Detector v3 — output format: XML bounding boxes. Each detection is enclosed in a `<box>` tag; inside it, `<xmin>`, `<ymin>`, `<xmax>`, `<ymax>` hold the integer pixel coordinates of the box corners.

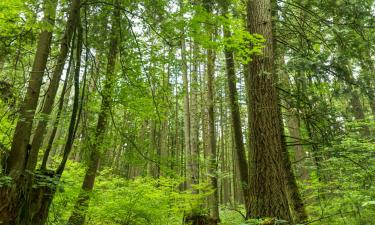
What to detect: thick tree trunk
<box><xmin>68</xmin><ymin>5</ymin><xmax>119</xmax><ymax>224</ymax></box>
<box><xmin>5</xmin><ymin>0</ymin><xmax>57</xmax><ymax>179</ymax></box>
<box><xmin>0</xmin><ymin>1</ymin><xmax>57</xmax><ymax>223</ymax></box>
<box><xmin>246</xmin><ymin>0</ymin><xmax>292</xmax><ymax>221</ymax></box>
<box><xmin>221</xmin><ymin>2</ymin><xmax>250</xmax><ymax>218</ymax></box>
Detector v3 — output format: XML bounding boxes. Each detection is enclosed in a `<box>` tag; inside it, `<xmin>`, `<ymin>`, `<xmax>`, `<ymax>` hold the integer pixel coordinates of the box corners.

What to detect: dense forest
<box><xmin>0</xmin><ymin>0</ymin><xmax>374</xmax><ymax>224</ymax></box>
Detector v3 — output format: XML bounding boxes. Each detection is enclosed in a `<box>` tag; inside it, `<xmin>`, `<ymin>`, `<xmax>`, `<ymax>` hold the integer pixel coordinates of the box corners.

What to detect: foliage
<box><xmin>50</xmin><ymin>161</ymin><xmax>214</xmax><ymax>225</ymax></box>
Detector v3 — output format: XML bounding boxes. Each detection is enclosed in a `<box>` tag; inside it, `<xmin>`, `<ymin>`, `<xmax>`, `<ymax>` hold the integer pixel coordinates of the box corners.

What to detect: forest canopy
<box><xmin>0</xmin><ymin>0</ymin><xmax>374</xmax><ymax>225</ymax></box>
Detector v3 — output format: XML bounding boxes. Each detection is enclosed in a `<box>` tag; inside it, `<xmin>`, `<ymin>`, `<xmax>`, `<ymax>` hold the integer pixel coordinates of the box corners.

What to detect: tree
<box><xmin>0</xmin><ymin>0</ymin><xmax>57</xmax><ymax>223</ymax></box>
<box><xmin>68</xmin><ymin>3</ymin><xmax>119</xmax><ymax>224</ymax></box>
<box><xmin>246</xmin><ymin>0</ymin><xmax>292</xmax><ymax>220</ymax></box>
<box><xmin>220</xmin><ymin>0</ymin><xmax>250</xmax><ymax>218</ymax></box>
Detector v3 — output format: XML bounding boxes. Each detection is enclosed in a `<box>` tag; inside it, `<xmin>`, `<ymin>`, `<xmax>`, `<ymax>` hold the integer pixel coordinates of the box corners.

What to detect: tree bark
<box><xmin>246</xmin><ymin>0</ymin><xmax>292</xmax><ymax>221</ymax></box>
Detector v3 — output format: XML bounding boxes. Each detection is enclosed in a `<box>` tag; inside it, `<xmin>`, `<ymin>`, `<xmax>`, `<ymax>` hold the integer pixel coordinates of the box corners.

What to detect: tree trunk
<box><xmin>0</xmin><ymin>0</ymin><xmax>57</xmax><ymax>223</ymax></box>
<box><xmin>286</xmin><ymin>116</ymin><xmax>309</xmax><ymax>179</ymax></box>
<box><xmin>68</xmin><ymin>4</ymin><xmax>119</xmax><ymax>224</ymax></box>
<box><xmin>221</xmin><ymin>1</ymin><xmax>250</xmax><ymax>218</ymax></box>
<box><xmin>336</xmin><ymin>42</ymin><xmax>370</xmax><ymax>136</ymax></box>
<box><xmin>204</xmin><ymin>2</ymin><xmax>219</xmax><ymax>222</ymax></box>
<box><xmin>349</xmin><ymin>88</ymin><xmax>370</xmax><ymax>136</ymax></box>
<box><xmin>5</xmin><ymin>0</ymin><xmax>57</xmax><ymax>179</ymax></box>
<box><xmin>41</xmin><ymin>31</ymin><xmax>76</xmax><ymax>170</ymax></box>
<box><xmin>246</xmin><ymin>0</ymin><xmax>292</xmax><ymax>221</ymax></box>
<box><xmin>12</xmin><ymin>8</ymin><xmax>83</xmax><ymax>225</ymax></box>
<box><xmin>0</xmin><ymin>54</ymin><xmax>5</xmax><ymax>74</ymax></box>
<box><xmin>190</xmin><ymin>43</ymin><xmax>200</xmax><ymax>190</ymax></box>
<box><xmin>277</xmin><ymin>57</ymin><xmax>308</xmax><ymax>222</ymax></box>
<box><xmin>27</xmin><ymin>0</ymin><xmax>81</xmax><ymax>172</ymax></box>
<box><xmin>279</xmin><ymin>109</ymin><xmax>308</xmax><ymax>223</ymax></box>
<box><xmin>181</xmin><ymin>34</ymin><xmax>192</xmax><ymax>188</ymax></box>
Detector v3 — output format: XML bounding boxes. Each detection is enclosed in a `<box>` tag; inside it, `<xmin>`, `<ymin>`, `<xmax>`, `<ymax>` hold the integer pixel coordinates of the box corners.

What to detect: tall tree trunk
<box><xmin>204</xmin><ymin>2</ymin><xmax>219</xmax><ymax>222</ymax></box>
<box><xmin>360</xmin><ymin>53</ymin><xmax>375</xmax><ymax>118</ymax></box>
<box><xmin>5</xmin><ymin>0</ymin><xmax>57</xmax><ymax>179</ymax></box>
<box><xmin>181</xmin><ymin>35</ymin><xmax>192</xmax><ymax>188</ymax></box>
<box><xmin>0</xmin><ymin>0</ymin><xmax>57</xmax><ymax>223</ymax></box>
<box><xmin>29</xmin><ymin>17</ymin><xmax>83</xmax><ymax>225</ymax></box>
<box><xmin>68</xmin><ymin>4</ymin><xmax>119</xmax><ymax>224</ymax></box>
<box><xmin>279</xmin><ymin>109</ymin><xmax>308</xmax><ymax>223</ymax></box>
<box><xmin>190</xmin><ymin>43</ymin><xmax>200</xmax><ymax>190</ymax></box>
<box><xmin>27</xmin><ymin>0</ymin><xmax>81</xmax><ymax>172</ymax></box>
<box><xmin>336</xmin><ymin>40</ymin><xmax>370</xmax><ymax>136</ymax></box>
<box><xmin>41</xmin><ymin>48</ymin><xmax>75</xmax><ymax>170</ymax></box>
<box><xmin>278</xmin><ymin>57</ymin><xmax>309</xmax><ymax>181</ymax></box>
<box><xmin>277</xmin><ymin>57</ymin><xmax>308</xmax><ymax>222</ymax></box>
<box><xmin>246</xmin><ymin>0</ymin><xmax>292</xmax><ymax>221</ymax></box>
<box><xmin>221</xmin><ymin>1</ymin><xmax>250</xmax><ymax>218</ymax></box>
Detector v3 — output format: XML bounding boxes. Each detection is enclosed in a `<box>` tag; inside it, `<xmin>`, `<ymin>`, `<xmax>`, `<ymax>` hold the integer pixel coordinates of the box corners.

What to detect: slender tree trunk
<box><xmin>278</xmin><ymin>56</ymin><xmax>309</xmax><ymax>180</ymax></box>
<box><xmin>27</xmin><ymin>0</ymin><xmax>81</xmax><ymax>172</ymax></box>
<box><xmin>204</xmin><ymin>2</ymin><xmax>219</xmax><ymax>221</ymax></box>
<box><xmin>68</xmin><ymin>4</ymin><xmax>119</xmax><ymax>224</ymax></box>
<box><xmin>21</xmin><ymin>11</ymin><xmax>83</xmax><ymax>225</ymax></box>
<box><xmin>286</xmin><ymin>116</ymin><xmax>309</xmax><ymax>179</ymax></box>
<box><xmin>219</xmin><ymin>92</ymin><xmax>225</xmax><ymax>205</ymax></box>
<box><xmin>349</xmin><ymin>88</ymin><xmax>370</xmax><ymax>135</ymax></box>
<box><xmin>221</xmin><ymin>1</ymin><xmax>250</xmax><ymax>218</ymax></box>
<box><xmin>277</xmin><ymin>57</ymin><xmax>308</xmax><ymax>222</ymax></box>
<box><xmin>181</xmin><ymin>35</ymin><xmax>192</xmax><ymax>188</ymax></box>
<box><xmin>278</xmin><ymin>109</ymin><xmax>308</xmax><ymax>223</ymax></box>
<box><xmin>360</xmin><ymin>54</ymin><xmax>375</xmax><ymax>118</ymax></box>
<box><xmin>246</xmin><ymin>0</ymin><xmax>292</xmax><ymax>220</ymax></box>
<box><xmin>0</xmin><ymin>54</ymin><xmax>5</xmax><ymax>74</ymax></box>
<box><xmin>190</xmin><ymin>43</ymin><xmax>200</xmax><ymax>190</ymax></box>
<box><xmin>41</xmin><ymin>32</ymin><xmax>76</xmax><ymax>170</ymax></box>
<box><xmin>336</xmin><ymin>42</ymin><xmax>370</xmax><ymax>136</ymax></box>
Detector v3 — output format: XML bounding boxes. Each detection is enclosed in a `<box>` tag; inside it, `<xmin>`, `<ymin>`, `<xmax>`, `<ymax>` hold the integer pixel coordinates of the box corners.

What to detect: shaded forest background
<box><xmin>0</xmin><ymin>0</ymin><xmax>374</xmax><ymax>224</ymax></box>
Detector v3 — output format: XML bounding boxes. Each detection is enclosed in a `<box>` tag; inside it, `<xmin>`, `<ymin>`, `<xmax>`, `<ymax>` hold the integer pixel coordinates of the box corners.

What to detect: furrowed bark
<box><xmin>246</xmin><ymin>0</ymin><xmax>292</xmax><ymax>220</ymax></box>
